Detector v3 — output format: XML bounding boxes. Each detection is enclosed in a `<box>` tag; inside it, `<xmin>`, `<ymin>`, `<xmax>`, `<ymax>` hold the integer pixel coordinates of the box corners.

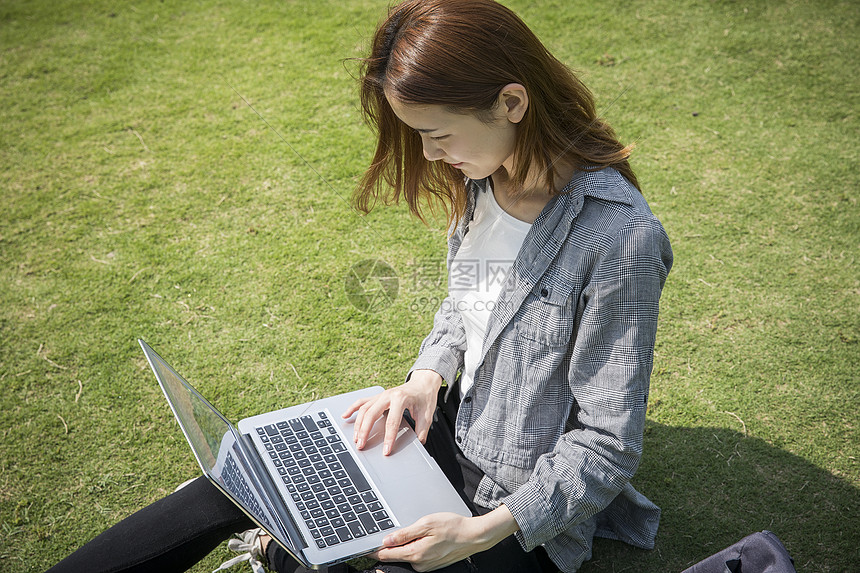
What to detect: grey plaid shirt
<box><xmin>411</xmin><ymin>168</ymin><xmax>673</xmax><ymax>572</ymax></box>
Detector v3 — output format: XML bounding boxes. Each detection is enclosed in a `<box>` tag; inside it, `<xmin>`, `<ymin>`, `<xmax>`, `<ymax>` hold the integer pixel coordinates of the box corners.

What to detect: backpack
<box><xmin>681</xmin><ymin>531</ymin><xmax>796</xmax><ymax>573</ymax></box>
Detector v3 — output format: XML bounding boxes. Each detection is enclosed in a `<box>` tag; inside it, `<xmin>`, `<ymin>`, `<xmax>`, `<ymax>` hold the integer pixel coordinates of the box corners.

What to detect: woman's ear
<box><xmin>498</xmin><ymin>83</ymin><xmax>529</xmax><ymax>124</ymax></box>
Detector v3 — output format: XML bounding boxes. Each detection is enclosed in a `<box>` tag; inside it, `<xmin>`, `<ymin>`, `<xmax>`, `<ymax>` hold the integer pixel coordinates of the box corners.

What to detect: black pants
<box><xmin>48</xmin><ymin>389</ymin><xmax>555</xmax><ymax>573</ymax></box>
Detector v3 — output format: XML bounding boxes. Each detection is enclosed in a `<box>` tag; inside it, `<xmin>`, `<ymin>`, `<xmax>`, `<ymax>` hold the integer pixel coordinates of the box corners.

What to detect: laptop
<box><xmin>138</xmin><ymin>339</ymin><xmax>471</xmax><ymax>569</ymax></box>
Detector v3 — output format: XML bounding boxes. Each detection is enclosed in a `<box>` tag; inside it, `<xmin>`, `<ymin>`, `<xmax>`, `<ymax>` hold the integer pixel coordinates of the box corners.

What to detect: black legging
<box><xmin>47</xmin><ymin>390</ymin><xmax>556</xmax><ymax>573</ymax></box>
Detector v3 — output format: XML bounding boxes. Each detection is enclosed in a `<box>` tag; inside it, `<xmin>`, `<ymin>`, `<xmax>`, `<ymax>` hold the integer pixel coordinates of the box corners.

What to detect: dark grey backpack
<box><xmin>682</xmin><ymin>531</ymin><xmax>796</xmax><ymax>573</ymax></box>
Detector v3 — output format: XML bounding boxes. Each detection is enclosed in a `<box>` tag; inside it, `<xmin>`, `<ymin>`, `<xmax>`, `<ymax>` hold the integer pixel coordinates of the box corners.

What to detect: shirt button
<box><xmin>463</xmin><ymin>396</ymin><xmax>472</xmax><ymax>404</ymax></box>
<box><xmin>540</xmin><ymin>287</ymin><xmax>549</xmax><ymax>297</ymax></box>
<box><xmin>456</xmin><ymin>436</ymin><xmax>463</xmax><ymax>444</ymax></box>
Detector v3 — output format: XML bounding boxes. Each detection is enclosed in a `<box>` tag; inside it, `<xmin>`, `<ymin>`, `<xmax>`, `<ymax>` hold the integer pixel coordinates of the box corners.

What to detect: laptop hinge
<box><xmin>238</xmin><ymin>432</ymin><xmax>308</xmax><ymax>552</ymax></box>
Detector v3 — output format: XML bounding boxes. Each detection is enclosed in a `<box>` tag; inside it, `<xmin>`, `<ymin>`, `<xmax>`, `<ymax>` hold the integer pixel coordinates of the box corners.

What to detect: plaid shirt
<box><xmin>411</xmin><ymin>168</ymin><xmax>673</xmax><ymax>572</ymax></box>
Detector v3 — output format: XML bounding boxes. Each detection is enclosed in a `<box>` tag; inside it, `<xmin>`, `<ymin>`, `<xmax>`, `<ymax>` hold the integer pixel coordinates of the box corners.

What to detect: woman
<box><xmin>47</xmin><ymin>1</ymin><xmax>671</xmax><ymax>572</ymax></box>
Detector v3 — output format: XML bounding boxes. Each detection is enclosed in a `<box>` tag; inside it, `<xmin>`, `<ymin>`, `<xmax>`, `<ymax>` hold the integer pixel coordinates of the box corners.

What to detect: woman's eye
<box><xmin>430</xmin><ymin>135</ymin><xmax>448</xmax><ymax>141</ymax></box>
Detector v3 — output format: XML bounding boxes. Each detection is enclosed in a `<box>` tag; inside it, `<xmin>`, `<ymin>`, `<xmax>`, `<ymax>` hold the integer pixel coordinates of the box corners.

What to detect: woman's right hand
<box><xmin>342</xmin><ymin>369</ymin><xmax>443</xmax><ymax>456</ymax></box>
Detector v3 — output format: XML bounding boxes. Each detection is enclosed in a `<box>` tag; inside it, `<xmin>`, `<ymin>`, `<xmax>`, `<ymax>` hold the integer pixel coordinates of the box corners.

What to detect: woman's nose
<box><xmin>422</xmin><ymin>138</ymin><xmax>445</xmax><ymax>162</ymax></box>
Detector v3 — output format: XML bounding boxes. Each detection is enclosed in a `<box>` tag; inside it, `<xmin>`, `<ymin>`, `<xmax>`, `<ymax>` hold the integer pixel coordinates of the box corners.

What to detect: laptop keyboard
<box><xmin>220</xmin><ymin>451</ymin><xmax>272</xmax><ymax>528</ymax></box>
<box><xmin>256</xmin><ymin>410</ymin><xmax>395</xmax><ymax>549</ymax></box>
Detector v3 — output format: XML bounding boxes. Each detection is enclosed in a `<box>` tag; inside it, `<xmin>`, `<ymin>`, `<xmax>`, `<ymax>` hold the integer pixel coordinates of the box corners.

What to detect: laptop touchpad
<box><xmin>355</xmin><ymin>418</ymin><xmax>435</xmax><ymax>480</ymax></box>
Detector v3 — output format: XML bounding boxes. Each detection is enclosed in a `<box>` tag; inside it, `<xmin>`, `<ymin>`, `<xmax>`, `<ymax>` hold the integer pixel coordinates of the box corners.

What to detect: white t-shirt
<box><xmin>449</xmin><ymin>183</ymin><xmax>532</xmax><ymax>399</ymax></box>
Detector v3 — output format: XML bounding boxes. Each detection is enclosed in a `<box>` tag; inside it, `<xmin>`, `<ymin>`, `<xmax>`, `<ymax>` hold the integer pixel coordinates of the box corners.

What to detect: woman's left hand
<box><xmin>370</xmin><ymin>506</ymin><xmax>519</xmax><ymax>572</ymax></box>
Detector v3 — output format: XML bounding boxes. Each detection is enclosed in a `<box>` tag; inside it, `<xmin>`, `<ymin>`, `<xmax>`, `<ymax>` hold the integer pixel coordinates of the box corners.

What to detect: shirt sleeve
<box><xmin>409</xmin><ymin>294</ymin><xmax>467</xmax><ymax>384</ymax></box>
<box><xmin>502</xmin><ymin>213</ymin><xmax>673</xmax><ymax>549</ymax></box>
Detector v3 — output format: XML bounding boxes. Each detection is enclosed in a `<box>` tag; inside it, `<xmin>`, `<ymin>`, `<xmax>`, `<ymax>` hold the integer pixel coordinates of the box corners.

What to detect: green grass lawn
<box><xmin>1</xmin><ymin>0</ymin><xmax>857</xmax><ymax>571</ymax></box>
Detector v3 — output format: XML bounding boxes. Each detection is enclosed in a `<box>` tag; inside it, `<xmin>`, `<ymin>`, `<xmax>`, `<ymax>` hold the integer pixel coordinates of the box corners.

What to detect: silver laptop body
<box><xmin>139</xmin><ymin>339</ymin><xmax>471</xmax><ymax>570</ymax></box>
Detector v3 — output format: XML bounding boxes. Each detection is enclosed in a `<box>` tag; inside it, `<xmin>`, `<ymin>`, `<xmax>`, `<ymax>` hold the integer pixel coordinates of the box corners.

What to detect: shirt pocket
<box><xmin>514</xmin><ymin>279</ymin><xmax>577</xmax><ymax>347</ymax></box>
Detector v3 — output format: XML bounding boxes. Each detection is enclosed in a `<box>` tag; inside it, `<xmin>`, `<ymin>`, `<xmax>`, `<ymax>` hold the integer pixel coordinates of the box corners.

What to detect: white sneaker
<box><xmin>213</xmin><ymin>528</ymin><xmax>268</xmax><ymax>573</ymax></box>
<box><xmin>174</xmin><ymin>477</ymin><xmax>198</xmax><ymax>492</ymax></box>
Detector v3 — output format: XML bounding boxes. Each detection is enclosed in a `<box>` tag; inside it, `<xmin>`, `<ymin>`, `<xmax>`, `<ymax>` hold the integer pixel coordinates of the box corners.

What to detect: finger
<box><xmin>412</xmin><ymin>407</ymin><xmax>434</xmax><ymax>444</ymax></box>
<box><xmin>374</xmin><ymin>545</ymin><xmax>419</xmax><ymax>565</ymax></box>
<box><xmin>353</xmin><ymin>404</ymin><xmax>376</xmax><ymax>449</ymax></box>
<box><xmin>352</xmin><ymin>399</ymin><xmax>372</xmax><ymax>436</ymax></box>
<box><xmin>354</xmin><ymin>397</ymin><xmax>391</xmax><ymax>449</ymax></box>
<box><xmin>382</xmin><ymin>519</ymin><xmax>430</xmax><ymax>547</ymax></box>
<box><xmin>375</xmin><ymin>533</ymin><xmax>436</xmax><ymax>568</ymax></box>
<box><xmin>376</xmin><ymin>531</ymin><xmax>427</xmax><ymax>557</ymax></box>
<box><xmin>409</xmin><ymin>389</ymin><xmax>437</xmax><ymax>444</ymax></box>
<box><xmin>382</xmin><ymin>405</ymin><xmax>404</xmax><ymax>456</ymax></box>
<box><xmin>372</xmin><ymin>545</ymin><xmax>406</xmax><ymax>563</ymax></box>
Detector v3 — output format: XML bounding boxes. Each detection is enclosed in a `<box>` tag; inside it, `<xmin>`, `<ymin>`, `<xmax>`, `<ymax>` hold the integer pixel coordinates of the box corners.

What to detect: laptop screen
<box><xmin>143</xmin><ymin>344</ymin><xmax>227</xmax><ymax>472</ymax></box>
<box><xmin>139</xmin><ymin>340</ymin><xmax>283</xmax><ymax>537</ymax></box>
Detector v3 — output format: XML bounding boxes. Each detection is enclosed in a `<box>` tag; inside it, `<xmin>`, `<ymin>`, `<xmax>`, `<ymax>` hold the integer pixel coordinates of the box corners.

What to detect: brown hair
<box><xmin>355</xmin><ymin>0</ymin><xmax>638</xmax><ymax>226</ymax></box>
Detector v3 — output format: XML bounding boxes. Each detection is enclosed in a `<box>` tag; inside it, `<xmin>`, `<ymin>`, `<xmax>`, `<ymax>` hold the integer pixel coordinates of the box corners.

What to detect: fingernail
<box><xmin>357</xmin><ymin>439</ymin><xmax>364</xmax><ymax>449</ymax></box>
<box><xmin>383</xmin><ymin>444</ymin><xmax>390</xmax><ymax>456</ymax></box>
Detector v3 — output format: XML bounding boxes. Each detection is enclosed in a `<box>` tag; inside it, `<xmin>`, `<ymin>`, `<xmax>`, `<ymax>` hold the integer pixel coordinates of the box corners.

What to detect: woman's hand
<box><xmin>370</xmin><ymin>506</ymin><xmax>520</xmax><ymax>572</ymax></box>
<box><xmin>342</xmin><ymin>369</ymin><xmax>443</xmax><ymax>455</ymax></box>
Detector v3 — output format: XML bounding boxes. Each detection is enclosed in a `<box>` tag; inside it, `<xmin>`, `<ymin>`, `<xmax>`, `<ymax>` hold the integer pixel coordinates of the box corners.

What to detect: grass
<box><xmin>0</xmin><ymin>0</ymin><xmax>857</xmax><ymax>571</ymax></box>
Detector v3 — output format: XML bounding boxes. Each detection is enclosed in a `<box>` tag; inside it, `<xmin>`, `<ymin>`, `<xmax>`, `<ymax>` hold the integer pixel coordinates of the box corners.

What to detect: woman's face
<box><xmin>386</xmin><ymin>91</ymin><xmax>523</xmax><ymax>181</ymax></box>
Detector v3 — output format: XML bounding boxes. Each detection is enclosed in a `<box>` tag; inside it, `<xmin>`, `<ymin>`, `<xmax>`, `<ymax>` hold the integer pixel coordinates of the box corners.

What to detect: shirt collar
<box><xmin>467</xmin><ymin>167</ymin><xmax>635</xmax><ymax>225</ymax></box>
<box><xmin>555</xmin><ymin>167</ymin><xmax>637</xmax><ymax>217</ymax></box>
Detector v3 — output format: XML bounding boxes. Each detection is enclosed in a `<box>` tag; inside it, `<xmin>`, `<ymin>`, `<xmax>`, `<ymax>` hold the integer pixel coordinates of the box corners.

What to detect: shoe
<box><xmin>213</xmin><ymin>527</ymin><xmax>268</xmax><ymax>573</ymax></box>
<box><xmin>174</xmin><ymin>477</ymin><xmax>198</xmax><ymax>492</ymax></box>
